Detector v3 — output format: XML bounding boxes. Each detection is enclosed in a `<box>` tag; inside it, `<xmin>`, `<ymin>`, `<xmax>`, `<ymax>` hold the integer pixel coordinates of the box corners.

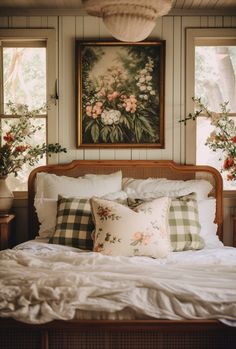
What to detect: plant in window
<box><xmin>0</xmin><ymin>102</ymin><xmax>67</xmax><ymax>177</ymax></box>
<box><xmin>181</xmin><ymin>97</ymin><xmax>236</xmax><ymax>181</ymax></box>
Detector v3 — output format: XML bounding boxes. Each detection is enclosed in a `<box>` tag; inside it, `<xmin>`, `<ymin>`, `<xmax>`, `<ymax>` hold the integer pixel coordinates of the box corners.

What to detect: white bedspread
<box><xmin>0</xmin><ymin>242</ymin><xmax>236</xmax><ymax>325</ymax></box>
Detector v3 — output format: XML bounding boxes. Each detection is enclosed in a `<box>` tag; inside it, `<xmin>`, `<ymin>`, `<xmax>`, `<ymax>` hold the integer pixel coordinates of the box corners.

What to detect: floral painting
<box><xmin>76</xmin><ymin>41</ymin><xmax>165</xmax><ymax>148</ymax></box>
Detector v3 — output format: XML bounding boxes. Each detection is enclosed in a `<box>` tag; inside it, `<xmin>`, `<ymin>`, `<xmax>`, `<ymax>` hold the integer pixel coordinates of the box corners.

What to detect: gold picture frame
<box><xmin>76</xmin><ymin>41</ymin><xmax>165</xmax><ymax>148</ymax></box>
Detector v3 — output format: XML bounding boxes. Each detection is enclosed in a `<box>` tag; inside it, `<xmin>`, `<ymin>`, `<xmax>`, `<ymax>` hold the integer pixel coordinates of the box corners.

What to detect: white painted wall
<box><xmin>0</xmin><ymin>14</ymin><xmax>236</xmax><ymax>245</ymax></box>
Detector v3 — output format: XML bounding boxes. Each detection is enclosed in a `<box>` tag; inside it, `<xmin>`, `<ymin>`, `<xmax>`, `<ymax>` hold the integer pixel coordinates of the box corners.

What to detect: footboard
<box><xmin>0</xmin><ymin>319</ymin><xmax>236</xmax><ymax>349</ymax></box>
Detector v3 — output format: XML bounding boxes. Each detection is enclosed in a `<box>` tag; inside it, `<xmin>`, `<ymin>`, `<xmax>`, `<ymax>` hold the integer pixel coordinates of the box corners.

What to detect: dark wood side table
<box><xmin>233</xmin><ymin>216</ymin><xmax>236</xmax><ymax>248</ymax></box>
<box><xmin>0</xmin><ymin>214</ymin><xmax>15</xmax><ymax>250</ymax></box>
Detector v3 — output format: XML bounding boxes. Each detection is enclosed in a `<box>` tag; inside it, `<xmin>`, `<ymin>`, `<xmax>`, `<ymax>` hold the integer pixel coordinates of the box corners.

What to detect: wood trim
<box><xmin>28</xmin><ymin>160</ymin><xmax>223</xmax><ymax>241</ymax></box>
<box><xmin>0</xmin><ymin>317</ymin><xmax>233</xmax><ymax>331</ymax></box>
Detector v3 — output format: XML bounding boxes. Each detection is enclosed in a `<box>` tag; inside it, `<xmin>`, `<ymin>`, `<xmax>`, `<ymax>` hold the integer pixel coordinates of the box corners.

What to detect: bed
<box><xmin>0</xmin><ymin>159</ymin><xmax>236</xmax><ymax>349</ymax></box>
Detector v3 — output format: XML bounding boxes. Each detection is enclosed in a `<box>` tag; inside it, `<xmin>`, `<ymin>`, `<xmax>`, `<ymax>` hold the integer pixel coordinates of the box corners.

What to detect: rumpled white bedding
<box><xmin>0</xmin><ymin>241</ymin><xmax>236</xmax><ymax>325</ymax></box>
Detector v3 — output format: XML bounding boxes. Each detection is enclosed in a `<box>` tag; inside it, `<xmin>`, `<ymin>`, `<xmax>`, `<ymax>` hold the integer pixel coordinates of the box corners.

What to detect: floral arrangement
<box><xmin>0</xmin><ymin>102</ymin><xmax>66</xmax><ymax>177</ymax></box>
<box><xmin>181</xmin><ymin>97</ymin><xmax>236</xmax><ymax>181</ymax></box>
<box><xmin>82</xmin><ymin>46</ymin><xmax>161</xmax><ymax>144</ymax></box>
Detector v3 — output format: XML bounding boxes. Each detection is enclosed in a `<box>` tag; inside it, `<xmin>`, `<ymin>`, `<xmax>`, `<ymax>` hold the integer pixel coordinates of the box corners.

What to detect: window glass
<box><xmin>3</xmin><ymin>47</ymin><xmax>46</xmax><ymax>112</ymax></box>
<box><xmin>1</xmin><ymin>43</ymin><xmax>47</xmax><ymax>191</ymax></box>
<box><xmin>195</xmin><ymin>44</ymin><xmax>236</xmax><ymax>190</ymax></box>
<box><xmin>195</xmin><ymin>46</ymin><xmax>236</xmax><ymax>112</ymax></box>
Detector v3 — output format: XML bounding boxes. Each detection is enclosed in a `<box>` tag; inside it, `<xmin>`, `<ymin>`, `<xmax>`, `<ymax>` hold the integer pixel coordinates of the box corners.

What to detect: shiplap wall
<box><xmin>0</xmin><ymin>14</ymin><xmax>236</xmax><ymax>245</ymax></box>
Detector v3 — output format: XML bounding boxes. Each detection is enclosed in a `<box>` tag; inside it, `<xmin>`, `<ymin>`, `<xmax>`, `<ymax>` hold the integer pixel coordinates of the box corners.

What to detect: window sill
<box><xmin>223</xmin><ymin>191</ymin><xmax>236</xmax><ymax>198</ymax></box>
<box><xmin>13</xmin><ymin>191</ymin><xmax>28</xmax><ymax>200</ymax></box>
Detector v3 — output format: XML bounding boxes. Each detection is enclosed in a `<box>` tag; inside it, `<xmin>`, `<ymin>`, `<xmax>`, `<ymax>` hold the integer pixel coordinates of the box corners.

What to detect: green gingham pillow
<box><xmin>169</xmin><ymin>195</ymin><xmax>204</xmax><ymax>251</ymax></box>
<box><xmin>49</xmin><ymin>196</ymin><xmax>94</xmax><ymax>250</ymax></box>
<box><xmin>127</xmin><ymin>194</ymin><xmax>204</xmax><ymax>252</ymax></box>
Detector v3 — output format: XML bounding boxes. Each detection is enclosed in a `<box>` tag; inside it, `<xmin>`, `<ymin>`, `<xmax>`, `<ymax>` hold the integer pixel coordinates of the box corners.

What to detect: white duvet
<box><xmin>0</xmin><ymin>241</ymin><xmax>236</xmax><ymax>325</ymax></box>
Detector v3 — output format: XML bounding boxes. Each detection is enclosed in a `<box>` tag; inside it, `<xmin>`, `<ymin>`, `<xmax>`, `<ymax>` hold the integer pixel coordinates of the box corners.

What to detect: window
<box><xmin>0</xmin><ymin>29</ymin><xmax>57</xmax><ymax>191</ymax></box>
<box><xmin>186</xmin><ymin>29</ymin><xmax>236</xmax><ymax>190</ymax></box>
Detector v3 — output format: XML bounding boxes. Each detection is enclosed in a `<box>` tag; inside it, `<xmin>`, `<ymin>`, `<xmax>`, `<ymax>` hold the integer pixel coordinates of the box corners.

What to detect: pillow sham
<box><xmin>123</xmin><ymin>178</ymin><xmax>213</xmax><ymax>201</ymax></box>
<box><xmin>91</xmin><ymin>196</ymin><xmax>171</xmax><ymax>258</ymax></box>
<box><xmin>34</xmin><ymin>191</ymin><xmax>128</xmax><ymax>241</ymax></box>
<box><xmin>49</xmin><ymin>196</ymin><xmax>94</xmax><ymax>250</ymax></box>
<box><xmin>128</xmin><ymin>194</ymin><xmax>204</xmax><ymax>252</ymax></box>
<box><xmin>198</xmin><ymin>198</ymin><xmax>223</xmax><ymax>249</ymax></box>
<box><xmin>35</xmin><ymin>171</ymin><xmax>122</xmax><ymax>199</ymax></box>
<box><xmin>169</xmin><ymin>195</ymin><xmax>204</xmax><ymax>251</ymax></box>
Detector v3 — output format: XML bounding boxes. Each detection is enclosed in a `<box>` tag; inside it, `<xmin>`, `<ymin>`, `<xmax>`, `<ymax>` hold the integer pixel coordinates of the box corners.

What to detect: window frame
<box><xmin>185</xmin><ymin>28</ymin><xmax>236</xmax><ymax>193</ymax></box>
<box><xmin>0</xmin><ymin>29</ymin><xmax>58</xmax><ymax>195</ymax></box>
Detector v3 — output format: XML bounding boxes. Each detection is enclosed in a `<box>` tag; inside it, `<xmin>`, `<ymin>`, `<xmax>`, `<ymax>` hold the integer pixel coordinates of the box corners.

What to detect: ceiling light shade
<box><xmin>82</xmin><ymin>0</ymin><xmax>172</xmax><ymax>42</ymax></box>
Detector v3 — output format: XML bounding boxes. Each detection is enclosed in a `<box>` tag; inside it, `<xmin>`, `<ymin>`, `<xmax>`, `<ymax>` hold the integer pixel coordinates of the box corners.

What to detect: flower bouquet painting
<box><xmin>76</xmin><ymin>41</ymin><xmax>165</xmax><ymax>148</ymax></box>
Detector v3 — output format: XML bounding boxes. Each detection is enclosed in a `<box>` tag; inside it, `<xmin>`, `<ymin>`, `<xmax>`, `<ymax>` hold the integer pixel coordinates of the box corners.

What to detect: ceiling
<box><xmin>0</xmin><ymin>0</ymin><xmax>236</xmax><ymax>16</ymax></box>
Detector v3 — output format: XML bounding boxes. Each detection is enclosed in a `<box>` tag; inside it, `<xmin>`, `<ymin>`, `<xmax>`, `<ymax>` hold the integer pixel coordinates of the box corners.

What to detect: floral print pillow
<box><xmin>90</xmin><ymin>196</ymin><xmax>171</xmax><ymax>258</ymax></box>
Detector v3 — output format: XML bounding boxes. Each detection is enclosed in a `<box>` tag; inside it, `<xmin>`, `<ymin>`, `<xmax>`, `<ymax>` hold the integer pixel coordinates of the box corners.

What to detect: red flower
<box><xmin>224</xmin><ymin>157</ymin><xmax>234</xmax><ymax>169</ymax></box>
<box><xmin>231</xmin><ymin>136</ymin><xmax>236</xmax><ymax>143</ymax></box>
<box><xmin>227</xmin><ymin>173</ymin><xmax>234</xmax><ymax>181</ymax></box>
<box><xmin>3</xmin><ymin>132</ymin><xmax>14</xmax><ymax>143</ymax></box>
<box><xmin>15</xmin><ymin>145</ymin><xmax>27</xmax><ymax>152</ymax></box>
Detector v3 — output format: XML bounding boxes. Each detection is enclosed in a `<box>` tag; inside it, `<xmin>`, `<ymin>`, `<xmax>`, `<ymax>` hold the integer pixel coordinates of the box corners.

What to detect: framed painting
<box><xmin>76</xmin><ymin>41</ymin><xmax>165</xmax><ymax>148</ymax></box>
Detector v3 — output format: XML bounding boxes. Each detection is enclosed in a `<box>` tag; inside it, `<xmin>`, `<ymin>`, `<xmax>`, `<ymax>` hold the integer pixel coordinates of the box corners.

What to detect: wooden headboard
<box><xmin>28</xmin><ymin>160</ymin><xmax>223</xmax><ymax>241</ymax></box>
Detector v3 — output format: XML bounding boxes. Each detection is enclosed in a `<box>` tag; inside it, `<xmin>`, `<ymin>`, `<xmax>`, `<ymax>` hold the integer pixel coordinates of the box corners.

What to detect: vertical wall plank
<box><xmin>0</xmin><ymin>17</ymin><xmax>9</xmax><ymax>27</ymax></box>
<box><xmin>223</xmin><ymin>16</ymin><xmax>232</xmax><ymax>27</ymax></box>
<box><xmin>99</xmin><ymin>18</ymin><xmax>112</xmax><ymax>39</ymax></box>
<box><xmin>29</xmin><ymin>17</ymin><xmax>42</xmax><ymax>28</ymax></box>
<box><xmin>99</xmin><ymin>149</ymin><xmax>115</xmax><ymax>159</ymax></box>
<box><xmin>146</xmin><ymin>18</ymin><xmax>163</xmax><ymax>160</ymax></box>
<box><xmin>208</xmin><ymin>17</ymin><xmax>216</xmax><ymax>27</ymax></box>
<box><xmin>181</xmin><ymin>16</ymin><xmax>201</xmax><ymax>164</ymax></box>
<box><xmin>82</xmin><ymin>15</ymin><xmax>101</xmax><ymax>160</ymax></box>
<box><xmin>200</xmin><ymin>16</ymin><xmax>208</xmax><ymax>27</ymax></box>
<box><xmin>115</xmin><ymin>149</ymin><xmax>132</xmax><ymax>160</ymax></box>
<box><xmin>160</xmin><ymin>16</ymin><xmax>174</xmax><ymax>161</ymax></box>
<box><xmin>173</xmin><ymin>16</ymin><xmax>182</xmax><ymax>163</ymax></box>
<box><xmin>58</xmin><ymin>16</ymin><xmax>77</xmax><ymax>163</ymax></box>
<box><xmin>47</xmin><ymin>16</ymin><xmax>60</xmax><ymax>165</ymax></box>
<box><xmin>215</xmin><ymin>16</ymin><xmax>223</xmax><ymax>27</ymax></box>
<box><xmin>10</xmin><ymin>17</ymin><xmax>27</xmax><ymax>27</ymax></box>
<box><xmin>131</xmin><ymin>149</ymin><xmax>147</xmax><ymax>160</ymax></box>
<box><xmin>75</xmin><ymin>15</ymin><xmax>85</xmax><ymax>160</ymax></box>
<box><xmin>41</xmin><ymin>16</ymin><xmax>48</xmax><ymax>27</ymax></box>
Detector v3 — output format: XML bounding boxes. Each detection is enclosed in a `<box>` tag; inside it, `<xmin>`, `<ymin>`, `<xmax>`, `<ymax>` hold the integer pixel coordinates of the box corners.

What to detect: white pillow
<box><xmin>91</xmin><ymin>196</ymin><xmax>172</xmax><ymax>258</ymax></box>
<box><xmin>34</xmin><ymin>190</ymin><xmax>128</xmax><ymax>241</ymax></box>
<box><xmin>122</xmin><ymin>178</ymin><xmax>213</xmax><ymax>201</ymax></box>
<box><xmin>198</xmin><ymin>198</ymin><xmax>223</xmax><ymax>249</ymax></box>
<box><xmin>35</xmin><ymin>171</ymin><xmax>122</xmax><ymax>199</ymax></box>
<box><xmin>34</xmin><ymin>198</ymin><xmax>57</xmax><ymax>240</ymax></box>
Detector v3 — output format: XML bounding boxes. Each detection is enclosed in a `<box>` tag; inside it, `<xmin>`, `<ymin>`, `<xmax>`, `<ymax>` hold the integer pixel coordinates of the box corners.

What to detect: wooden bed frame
<box><xmin>1</xmin><ymin>160</ymin><xmax>236</xmax><ymax>349</ymax></box>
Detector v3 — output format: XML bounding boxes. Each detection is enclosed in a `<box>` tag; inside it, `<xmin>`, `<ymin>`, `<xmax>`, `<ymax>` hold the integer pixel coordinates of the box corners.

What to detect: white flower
<box><xmin>101</xmin><ymin>109</ymin><xmax>121</xmax><ymax>125</ymax></box>
<box><xmin>139</xmin><ymin>85</ymin><xmax>146</xmax><ymax>91</ymax></box>
<box><xmin>139</xmin><ymin>77</ymin><xmax>146</xmax><ymax>83</ymax></box>
<box><xmin>146</xmin><ymin>76</ymin><xmax>152</xmax><ymax>81</ymax></box>
<box><xmin>147</xmin><ymin>86</ymin><xmax>152</xmax><ymax>91</ymax></box>
<box><xmin>150</xmin><ymin>90</ymin><xmax>156</xmax><ymax>95</ymax></box>
<box><xmin>143</xmin><ymin>95</ymin><xmax>148</xmax><ymax>100</ymax></box>
<box><xmin>141</xmin><ymin>69</ymin><xmax>147</xmax><ymax>74</ymax></box>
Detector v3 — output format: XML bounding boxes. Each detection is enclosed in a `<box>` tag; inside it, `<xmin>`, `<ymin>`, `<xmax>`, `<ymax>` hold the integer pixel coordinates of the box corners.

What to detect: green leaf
<box><xmin>134</xmin><ymin>119</ymin><xmax>143</xmax><ymax>142</ymax></box>
<box><xmin>91</xmin><ymin>123</ymin><xmax>99</xmax><ymax>143</ymax></box>
<box><xmin>120</xmin><ymin>115</ymin><xmax>131</xmax><ymax>129</ymax></box>
<box><xmin>84</xmin><ymin>119</ymin><xmax>95</xmax><ymax>133</ymax></box>
<box><xmin>138</xmin><ymin>115</ymin><xmax>156</xmax><ymax>137</ymax></box>
<box><xmin>100</xmin><ymin>126</ymin><xmax>110</xmax><ymax>142</ymax></box>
